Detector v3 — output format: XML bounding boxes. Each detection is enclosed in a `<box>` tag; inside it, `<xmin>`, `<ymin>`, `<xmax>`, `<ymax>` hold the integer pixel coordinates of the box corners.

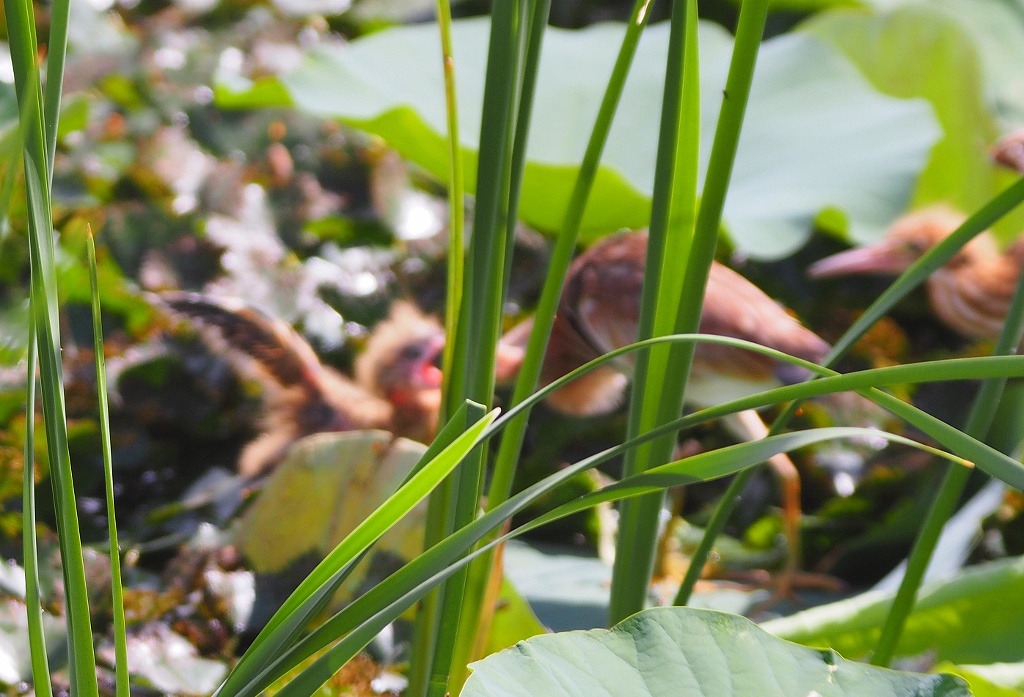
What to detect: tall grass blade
<box><xmin>487</xmin><ymin>0</ymin><xmax>655</xmax><ymax>513</ymax></box>
<box><xmin>611</xmin><ymin>0</ymin><xmax>702</xmax><ymax>623</ymax></box>
<box><xmin>612</xmin><ymin>0</ymin><xmax>768</xmax><ymax>623</ymax></box>
<box><xmin>24</xmin><ymin>156</ymin><xmax>99</xmax><ymax>696</ymax></box>
<box><xmin>43</xmin><ymin>0</ymin><xmax>70</xmax><ymax>173</ymax></box>
<box><xmin>438</xmin><ymin>0</ymin><xmax>465</xmax><ymax>424</ymax></box>
<box><xmin>423</xmin><ymin>0</ymin><xmax>535</xmax><ymax>692</ymax></box>
<box><xmin>22</xmin><ymin>326</ymin><xmax>52</xmax><ymax>696</ymax></box>
<box><xmin>5</xmin><ymin>0</ymin><xmax>97</xmax><ymax>684</ymax></box>
<box><xmin>449</xmin><ymin>0</ymin><xmax>553</xmax><ymax>683</ymax></box>
<box><xmin>88</xmin><ymin>234</ymin><xmax>130</xmax><ymax>696</ymax></box>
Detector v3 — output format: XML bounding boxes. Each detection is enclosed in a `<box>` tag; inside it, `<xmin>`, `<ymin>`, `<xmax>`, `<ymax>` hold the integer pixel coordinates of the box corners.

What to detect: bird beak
<box><xmin>416</xmin><ymin>334</ymin><xmax>446</xmax><ymax>389</ymax></box>
<box><xmin>808</xmin><ymin>242</ymin><xmax>912</xmax><ymax>278</ymax></box>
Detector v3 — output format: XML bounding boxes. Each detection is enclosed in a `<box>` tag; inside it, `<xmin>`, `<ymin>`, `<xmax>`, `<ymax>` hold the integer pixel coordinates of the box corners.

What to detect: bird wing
<box><xmin>563</xmin><ymin>231</ymin><xmax>645</xmax><ymax>358</ymax></box>
<box><xmin>161</xmin><ymin>292</ymin><xmax>328</xmax><ymax>391</ymax></box>
<box><xmin>564</xmin><ymin>232</ymin><xmax>826</xmax><ymax>382</ymax></box>
<box><xmin>698</xmin><ymin>263</ymin><xmax>828</xmax><ymax>383</ymax></box>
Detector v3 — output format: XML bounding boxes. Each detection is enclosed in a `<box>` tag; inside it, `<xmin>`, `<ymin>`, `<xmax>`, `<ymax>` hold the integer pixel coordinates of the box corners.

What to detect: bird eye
<box><xmin>398</xmin><ymin>344</ymin><xmax>423</xmax><ymax>361</ymax></box>
<box><xmin>902</xmin><ymin>239</ymin><xmax>927</xmax><ymax>256</ymax></box>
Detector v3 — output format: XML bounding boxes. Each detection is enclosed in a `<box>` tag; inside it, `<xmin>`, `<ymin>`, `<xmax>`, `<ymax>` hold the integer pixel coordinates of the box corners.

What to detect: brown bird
<box><xmin>992</xmin><ymin>128</ymin><xmax>1024</xmax><ymax>174</ymax></box>
<box><xmin>163</xmin><ymin>293</ymin><xmax>445</xmax><ymax>477</ymax></box>
<box><xmin>514</xmin><ymin>230</ymin><xmax>831</xmax><ymax>590</ymax></box>
<box><xmin>808</xmin><ymin>206</ymin><xmax>1024</xmax><ymax>341</ymax></box>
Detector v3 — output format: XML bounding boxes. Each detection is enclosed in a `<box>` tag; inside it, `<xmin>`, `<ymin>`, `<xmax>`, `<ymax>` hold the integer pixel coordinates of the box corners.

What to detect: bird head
<box><xmin>808</xmin><ymin>206</ymin><xmax>982</xmax><ymax>279</ymax></box>
<box><xmin>356</xmin><ymin>302</ymin><xmax>445</xmax><ymax>407</ymax></box>
<box><xmin>992</xmin><ymin>128</ymin><xmax>1024</xmax><ymax>174</ymax></box>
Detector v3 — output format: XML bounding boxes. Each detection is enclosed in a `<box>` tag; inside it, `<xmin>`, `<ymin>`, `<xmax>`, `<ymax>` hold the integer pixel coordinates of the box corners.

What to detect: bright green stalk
<box><xmin>463</xmin><ymin>0</ymin><xmax>655</xmax><ymax>663</ymax></box>
<box><xmin>499</xmin><ymin>0</ymin><xmax>551</xmax><ymax>293</ymax></box>
<box><xmin>871</xmin><ymin>230</ymin><xmax>1024</xmax><ymax>665</ymax></box>
<box><xmin>43</xmin><ymin>0</ymin><xmax>70</xmax><ymax>174</ymax></box>
<box><xmin>88</xmin><ymin>235</ymin><xmax>130</xmax><ymax>696</ymax></box>
<box><xmin>22</xmin><ymin>326</ymin><xmax>52</xmax><ymax>696</ymax></box>
<box><xmin>448</xmin><ymin>0</ymin><xmax>551</xmax><ymax>685</ymax></box>
<box><xmin>410</xmin><ymin>3</ymin><xmax>467</xmax><ymax>692</ymax></box>
<box><xmin>7</xmin><ymin>0</ymin><xmax>99</xmax><ymax>681</ymax></box>
<box><xmin>609</xmin><ymin>0</ymin><xmax>698</xmax><ymax>625</ymax></box>
<box><xmin>438</xmin><ymin>0</ymin><xmax>465</xmax><ymax>423</ymax></box>
<box><xmin>487</xmin><ymin>0</ymin><xmax>655</xmax><ymax>529</ymax></box>
<box><xmin>457</xmin><ymin>1</ymin><xmax>525</xmax><ymax>409</ymax></box>
<box><xmin>675</xmin><ymin>175</ymin><xmax>1024</xmax><ymax>605</ymax></box>
<box><xmin>611</xmin><ymin>0</ymin><xmax>769</xmax><ymax>623</ymax></box>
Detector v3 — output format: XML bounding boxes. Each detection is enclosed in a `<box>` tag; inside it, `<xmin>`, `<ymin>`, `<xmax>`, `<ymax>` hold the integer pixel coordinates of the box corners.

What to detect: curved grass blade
<box><xmin>228</xmin><ymin>338</ymin><xmax>1024</xmax><ymax>696</ymax></box>
<box><xmin>678</xmin><ymin>174</ymin><xmax>1024</xmax><ymax>605</ymax></box>
<box><xmin>489</xmin><ymin>333</ymin><xmax>1024</xmax><ymax>489</ymax></box>
<box><xmin>613</xmin><ymin>0</ymin><xmax>770</xmax><ymax>623</ymax></box>
<box><xmin>259</xmin><ymin>426</ymin><xmax>967</xmax><ymax>697</ymax></box>
<box><xmin>88</xmin><ymin>234</ymin><xmax>129</xmax><ymax>697</ymax></box>
<box><xmin>218</xmin><ymin>405</ymin><xmax>498</xmax><ymax>695</ymax></box>
<box><xmin>872</xmin><ymin>195</ymin><xmax>1024</xmax><ymax>666</ymax></box>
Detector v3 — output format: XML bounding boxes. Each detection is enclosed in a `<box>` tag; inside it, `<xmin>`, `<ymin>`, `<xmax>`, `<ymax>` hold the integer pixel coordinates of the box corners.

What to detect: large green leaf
<box><xmin>764</xmin><ymin>555</ymin><xmax>1024</xmax><ymax>665</ymax></box>
<box><xmin>216</xmin><ymin>19</ymin><xmax>939</xmax><ymax>259</ymax></box>
<box><xmin>460</xmin><ymin>607</ymin><xmax>970</xmax><ymax>697</ymax></box>
<box><xmin>802</xmin><ymin>1</ymin><xmax>1024</xmax><ymax>240</ymax></box>
<box><xmin>862</xmin><ymin>0</ymin><xmax>1024</xmax><ymax>128</ymax></box>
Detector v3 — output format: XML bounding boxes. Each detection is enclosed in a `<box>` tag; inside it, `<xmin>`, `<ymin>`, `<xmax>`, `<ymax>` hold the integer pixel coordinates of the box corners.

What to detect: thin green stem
<box><xmin>43</xmin><ymin>0</ymin><xmax>70</xmax><ymax>175</ymax></box>
<box><xmin>487</xmin><ymin>0</ymin><xmax>655</xmax><ymax>521</ymax></box>
<box><xmin>22</xmin><ymin>323</ymin><xmax>52</xmax><ymax>696</ymax></box>
<box><xmin>612</xmin><ymin>0</ymin><xmax>769</xmax><ymax>623</ymax></box>
<box><xmin>609</xmin><ymin>0</ymin><xmax>699</xmax><ymax>625</ymax></box>
<box><xmin>449</xmin><ymin>0</ymin><xmax>552</xmax><ymax>684</ymax></box>
<box><xmin>425</xmin><ymin>3</ymin><xmax>527</xmax><ymax>693</ymax></box>
<box><xmin>7</xmin><ymin>0</ymin><xmax>99</xmax><ymax>681</ymax></box>
<box><xmin>438</xmin><ymin>0</ymin><xmax>465</xmax><ymax>425</ymax></box>
<box><xmin>89</xmin><ymin>234</ymin><xmax>130</xmax><ymax>696</ymax></box>
<box><xmin>410</xmin><ymin>3</ymin><xmax>466</xmax><ymax>693</ymax></box>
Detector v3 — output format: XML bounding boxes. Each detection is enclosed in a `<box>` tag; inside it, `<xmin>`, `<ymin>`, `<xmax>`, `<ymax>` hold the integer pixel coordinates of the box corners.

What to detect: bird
<box><xmin>510</xmin><ymin>229</ymin><xmax>831</xmax><ymax>592</ymax></box>
<box><xmin>162</xmin><ymin>293</ymin><xmax>446</xmax><ymax>477</ymax></box>
<box><xmin>992</xmin><ymin>128</ymin><xmax>1024</xmax><ymax>174</ymax></box>
<box><xmin>808</xmin><ymin>206</ymin><xmax>1024</xmax><ymax>341</ymax></box>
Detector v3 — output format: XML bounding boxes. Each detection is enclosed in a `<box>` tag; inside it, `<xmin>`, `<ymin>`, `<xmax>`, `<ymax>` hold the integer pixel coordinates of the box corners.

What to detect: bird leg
<box><xmin>722</xmin><ymin>409</ymin><xmax>802</xmax><ymax>599</ymax></box>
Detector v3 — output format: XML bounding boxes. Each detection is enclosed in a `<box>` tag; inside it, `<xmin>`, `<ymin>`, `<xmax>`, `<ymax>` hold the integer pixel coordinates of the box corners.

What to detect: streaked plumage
<box><xmin>163</xmin><ymin>293</ymin><xmax>444</xmax><ymax>476</ymax></box>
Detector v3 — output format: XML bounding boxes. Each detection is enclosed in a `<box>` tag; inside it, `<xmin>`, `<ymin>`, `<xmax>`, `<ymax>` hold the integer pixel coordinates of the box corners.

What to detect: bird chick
<box><xmin>163</xmin><ymin>293</ymin><xmax>444</xmax><ymax>477</ymax></box>
<box><xmin>808</xmin><ymin>206</ymin><xmax>1024</xmax><ymax>340</ymax></box>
